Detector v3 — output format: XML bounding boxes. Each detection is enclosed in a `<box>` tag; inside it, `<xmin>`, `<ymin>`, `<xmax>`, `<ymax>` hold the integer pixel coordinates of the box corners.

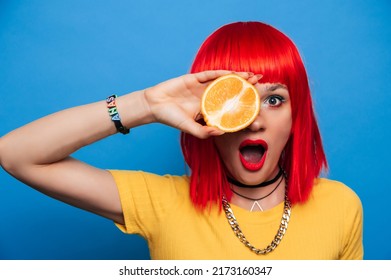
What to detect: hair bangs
<box><xmin>190</xmin><ymin>22</ymin><xmax>299</xmax><ymax>91</ymax></box>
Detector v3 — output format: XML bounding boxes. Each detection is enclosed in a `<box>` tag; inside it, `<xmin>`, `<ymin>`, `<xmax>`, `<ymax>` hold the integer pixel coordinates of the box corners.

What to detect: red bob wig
<box><xmin>181</xmin><ymin>21</ymin><xmax>327</xmax><ymax>210</ymax></box>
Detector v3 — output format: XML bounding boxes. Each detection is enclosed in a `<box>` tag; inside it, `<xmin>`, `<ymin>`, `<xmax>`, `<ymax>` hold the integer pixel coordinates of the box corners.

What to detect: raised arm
<box><xmin>0</xmin><ymin>71</ymin><xmax>253</xmax><ymax>224</ymax></box>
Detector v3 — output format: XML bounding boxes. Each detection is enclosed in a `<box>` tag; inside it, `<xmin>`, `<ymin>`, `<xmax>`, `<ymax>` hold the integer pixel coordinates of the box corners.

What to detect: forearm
<box><xmin>0</xmin><ymin>90</ymin><xmax>152</xmax><ymax>173</ymax></box>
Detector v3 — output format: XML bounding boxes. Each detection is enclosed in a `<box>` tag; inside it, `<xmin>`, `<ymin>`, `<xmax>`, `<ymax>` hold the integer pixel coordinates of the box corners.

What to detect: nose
<box><xmin>246</xmin><ymin>113</ymin><xmax>265</xmax><ymax>132</ymax></box>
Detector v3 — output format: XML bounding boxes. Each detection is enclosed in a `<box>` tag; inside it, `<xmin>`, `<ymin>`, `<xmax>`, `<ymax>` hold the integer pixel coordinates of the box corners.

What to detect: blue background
<box><xmin>0</xmin><ymin>0</ymin><xmax>390</xmax><ymax>260</ymax></box>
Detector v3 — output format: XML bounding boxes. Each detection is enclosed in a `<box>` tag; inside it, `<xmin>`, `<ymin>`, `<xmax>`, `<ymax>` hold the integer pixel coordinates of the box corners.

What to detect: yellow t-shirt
<box><xmin>109</xmin><ymin>170</ymin><xmax>363</xmax><ymax>260</ymax></box>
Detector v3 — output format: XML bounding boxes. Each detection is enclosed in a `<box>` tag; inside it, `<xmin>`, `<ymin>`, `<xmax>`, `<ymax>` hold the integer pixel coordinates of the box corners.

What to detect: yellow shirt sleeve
<box><xmin>340</xmin><ymin>186</ymin><xmax>364</xmax><ymax>259</ymax></box>
<box><xmin>108</xmin><ymin>170</ymin><xmax>186</xmax><ymax>240</ymax></box>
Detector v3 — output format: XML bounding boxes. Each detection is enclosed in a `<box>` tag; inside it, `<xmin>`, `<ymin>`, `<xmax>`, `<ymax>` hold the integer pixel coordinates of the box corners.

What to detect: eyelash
<box><xmin>262</xmin><ymin>95</ymin><xmax>285</xmax><ymax>108</ymax></box>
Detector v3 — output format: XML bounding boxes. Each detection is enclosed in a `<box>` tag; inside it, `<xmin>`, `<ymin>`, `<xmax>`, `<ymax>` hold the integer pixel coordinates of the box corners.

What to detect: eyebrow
<box><xmin>266</xmin><ymin>84</ymin><xmax>287</xmax><ymax>91</ymax></box>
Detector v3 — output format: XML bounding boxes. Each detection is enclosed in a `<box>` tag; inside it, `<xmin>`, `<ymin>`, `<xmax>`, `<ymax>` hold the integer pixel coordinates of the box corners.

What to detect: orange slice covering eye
<box><xmin>201</xmin><ymin>74</ymin><xmax>260</xmax><ymax>132</ymax></box>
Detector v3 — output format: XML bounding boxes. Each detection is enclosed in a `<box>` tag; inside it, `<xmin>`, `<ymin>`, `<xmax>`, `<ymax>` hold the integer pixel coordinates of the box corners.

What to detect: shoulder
<box><xmin>298</xmin><ymin>178</ymin><xmax>363</xmax><ymax>259</ymax></box>
<box><xmin>312</xmin><ymin>178</ymin><xmax>360</xmax><ymax>199</ymax></box>
<box><xmin>310</xmin><ymin>178</ymin><xmax>362</xmax><ymax>212</ymax></box>
<box><xmin>313</xmin><ymin>179</ymin><xmax>363</xmax><ymax>259</ymax></box>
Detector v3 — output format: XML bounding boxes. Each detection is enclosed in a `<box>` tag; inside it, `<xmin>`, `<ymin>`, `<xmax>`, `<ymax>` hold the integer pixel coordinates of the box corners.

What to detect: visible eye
<box><xmin>263</xmin><ymin>95</ymin><xmax>285</xmax><ymax>108</ymax></box>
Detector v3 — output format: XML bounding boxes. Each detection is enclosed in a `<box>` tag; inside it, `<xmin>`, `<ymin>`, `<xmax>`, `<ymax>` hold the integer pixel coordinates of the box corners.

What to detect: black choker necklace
<box><xmin>227</xmin><ymin>167</ymin><xmax>283</xmax><ymax>188</ymax></box>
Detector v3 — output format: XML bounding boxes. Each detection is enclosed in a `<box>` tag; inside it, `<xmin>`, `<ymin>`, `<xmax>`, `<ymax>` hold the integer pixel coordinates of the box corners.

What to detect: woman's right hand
<box><xmin>143</xmin><ymin>70</ymin><xmax>259</xmax><ymax>139</ymax></box>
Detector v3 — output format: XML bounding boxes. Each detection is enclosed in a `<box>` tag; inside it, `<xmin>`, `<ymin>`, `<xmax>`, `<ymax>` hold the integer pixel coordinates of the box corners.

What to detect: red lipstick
<box><xmin>239</xmin><ymin>139</ymin><xmax>268</xmax><ymax>171</ymax></box>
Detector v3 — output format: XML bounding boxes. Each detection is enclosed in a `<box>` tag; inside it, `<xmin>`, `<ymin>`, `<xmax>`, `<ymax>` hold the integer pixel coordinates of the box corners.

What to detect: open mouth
<box><xmin>239</xmin><ymin>139</ymin><xmax>268</xmax><ymax>171</ymax></box>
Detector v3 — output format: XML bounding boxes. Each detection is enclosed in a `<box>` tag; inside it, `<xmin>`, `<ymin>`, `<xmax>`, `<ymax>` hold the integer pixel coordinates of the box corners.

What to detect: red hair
<box><xmin>181</xmin><ymin>22</ymin><xmax>327</xmax><ymax>209</ymax></box>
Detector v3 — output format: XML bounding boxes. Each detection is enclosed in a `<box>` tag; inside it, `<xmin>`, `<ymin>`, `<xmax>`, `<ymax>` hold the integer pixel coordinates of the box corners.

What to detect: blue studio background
<box><xmin>0</xmin><ymin>0</ymin><xmax>390</xmax><ymax>260</ymax></box>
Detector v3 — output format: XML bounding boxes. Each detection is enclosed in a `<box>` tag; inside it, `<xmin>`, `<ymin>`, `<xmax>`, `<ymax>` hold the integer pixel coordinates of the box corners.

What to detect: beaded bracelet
<box><xmin>106</xmin><ymin>94</ymin><xmax>130</xmax><ymax>134</ymax></box>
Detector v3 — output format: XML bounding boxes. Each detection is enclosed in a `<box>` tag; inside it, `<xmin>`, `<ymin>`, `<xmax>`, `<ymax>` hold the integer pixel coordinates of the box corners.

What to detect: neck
<box><xmin>227</xmin><ymin>167</ymin><xmax>283</xmax><ymax>189</ymax></box>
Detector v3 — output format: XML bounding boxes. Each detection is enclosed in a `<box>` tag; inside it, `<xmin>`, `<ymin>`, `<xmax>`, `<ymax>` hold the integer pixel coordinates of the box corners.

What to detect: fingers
<box><xmin>193</xmin><ymin>70</ymin><xmax>262</xmax><ymax>85</ymax></box>
<box><xmin>234</xmin><ymin>72</ymin><xmax>263</xmax><ymax>84</ymax></box>
<box><xmin>193</xmin><ymin>70</ymin><xmax>232</xmax><ymax>83</ymax></box>
<box><xmin>247</xmin><ymin>74</ymin><xmax>263</xmax><ymax>84</ymax></box>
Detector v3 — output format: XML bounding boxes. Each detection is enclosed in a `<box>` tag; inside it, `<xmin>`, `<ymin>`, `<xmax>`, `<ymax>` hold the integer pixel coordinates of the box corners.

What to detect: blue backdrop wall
<box><xmin>1</xmin><ymin>0</ymin><xmax>390</xmax><ymax>260</ymax></box>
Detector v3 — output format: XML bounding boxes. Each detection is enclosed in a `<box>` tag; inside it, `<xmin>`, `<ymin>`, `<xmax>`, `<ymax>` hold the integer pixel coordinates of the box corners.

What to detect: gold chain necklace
<box><xmin>222</xmin><ymin>185</ymin><xmax>291</xmax><ymax>255</ymax></box>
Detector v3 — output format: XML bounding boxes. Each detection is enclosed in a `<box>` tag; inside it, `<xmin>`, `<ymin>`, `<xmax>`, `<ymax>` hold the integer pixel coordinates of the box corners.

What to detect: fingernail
<box><xmin>248</xmin><ymin>72</ymin><xmax>254</xmax><ymax>77</ymax></box>
<box><xmin>255</xmin><ymin>74</ymin><xmax>263</xmax><ymax>80</ymax></box>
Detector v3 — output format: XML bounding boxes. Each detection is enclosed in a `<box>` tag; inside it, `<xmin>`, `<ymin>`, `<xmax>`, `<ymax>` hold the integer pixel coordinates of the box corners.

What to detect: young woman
<box><xmin>0</xmin><ymin>21</ymin><xmax>363</xmax><ymax>259</ymax></box>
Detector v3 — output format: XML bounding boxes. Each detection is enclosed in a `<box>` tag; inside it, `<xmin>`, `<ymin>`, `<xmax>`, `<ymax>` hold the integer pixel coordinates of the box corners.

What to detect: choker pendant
<box><xmin>250</xmin><ymin>201</ymin><xmax>263</xmax><ymax>212</ymax></box>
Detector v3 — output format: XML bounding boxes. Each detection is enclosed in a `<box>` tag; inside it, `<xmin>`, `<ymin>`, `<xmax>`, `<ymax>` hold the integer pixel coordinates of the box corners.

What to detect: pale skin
<box><xmin>0</xmin><ymin>70</ymin><xmax>270</xmax><ymax>225</ymax></box>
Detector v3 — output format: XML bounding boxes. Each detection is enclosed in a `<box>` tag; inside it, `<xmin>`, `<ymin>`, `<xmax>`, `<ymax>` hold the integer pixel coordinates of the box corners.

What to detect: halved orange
<box><xmin>201</xmin><ymin>74</ymin><xmax>260</xmax><ymax>132</ymax></box>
